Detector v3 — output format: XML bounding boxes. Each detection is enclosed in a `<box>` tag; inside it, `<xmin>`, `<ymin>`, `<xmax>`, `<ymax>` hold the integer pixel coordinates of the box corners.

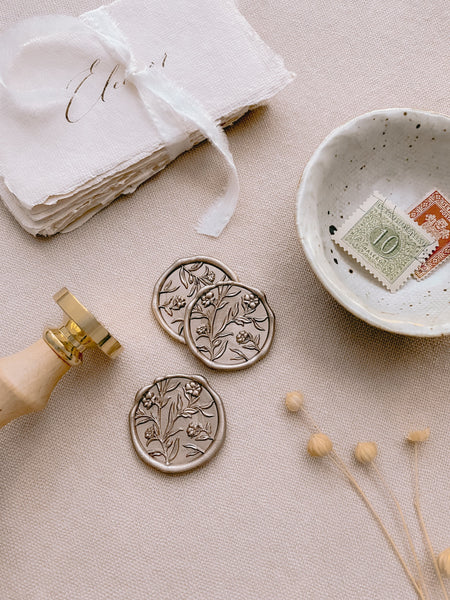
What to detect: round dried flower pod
<box><xmin>307</xmin><ymin>433</ymin><xmax>332</xmax><ymax>457</ymax></box>
<box><xmin>285</xmin><ymin>391</ymin><xmax>304</xmax><ymax>412</ymax></box>
<box><xmin>437</xmin><ymin>548</ymin><xmax>450</xmax><ymax>577</ymax></box>
<box><xmin>407</xmin><ymin>428</ymin><xmax>430</xmax><ymax>443</ymax></box>
<box><xmin>354</xmin><ymin>441</ymin><xmax>378</xmax><ymax>464</ymax></box>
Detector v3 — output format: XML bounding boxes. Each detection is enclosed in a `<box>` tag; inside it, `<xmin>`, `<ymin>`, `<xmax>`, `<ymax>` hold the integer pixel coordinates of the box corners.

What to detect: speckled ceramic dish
<box><xmin>296</xmin><ymin>108</ymin><xmax>450</xmax><ymax>337</ymax></box>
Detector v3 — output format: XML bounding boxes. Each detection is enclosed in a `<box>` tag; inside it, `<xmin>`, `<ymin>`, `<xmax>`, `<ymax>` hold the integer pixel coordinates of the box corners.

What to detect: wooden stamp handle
<box><xmin>0</xmin><ymin>289</ymin><xmax>122</xmax><ymax>429</ymax></box>
<box><xmin>0</xmin><ymin>340</ymin><xmax>70</xmax><ymax>428</ymax></box>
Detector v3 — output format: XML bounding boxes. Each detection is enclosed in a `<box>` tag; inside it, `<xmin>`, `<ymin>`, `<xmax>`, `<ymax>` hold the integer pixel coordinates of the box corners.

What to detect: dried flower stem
<box><xmin>414</xmin><ymin>444</ymin><xmax>449</xmax><ymax>600</ymax></box>
<box><xmin>299</xmin><ymin>406</ymin><xmax>321</xmax><ymax>434</ymax></box>
<box><xmin>299</xmin><ymin>404</ymin><xmax>425</xmax><ymax>600</ymax></box>
<box><xmin>372</xmin><ymin>462</ymin><xmax>430</xmax><ymax>600</ymax></box>
<box><xmin>328</xmin><ymin>451</ymin><xmax>425</xmax><ymax>600</ymax></box>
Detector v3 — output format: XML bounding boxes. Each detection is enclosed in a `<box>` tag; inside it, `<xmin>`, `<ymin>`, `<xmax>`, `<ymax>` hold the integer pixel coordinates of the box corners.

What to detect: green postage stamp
<box><xmin>333</xmin><ymin>192</ymin><xmax>437</xmax><ymax>292</ymax></box>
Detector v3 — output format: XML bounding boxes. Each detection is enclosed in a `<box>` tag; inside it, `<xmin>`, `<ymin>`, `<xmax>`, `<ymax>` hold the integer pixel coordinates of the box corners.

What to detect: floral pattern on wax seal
<box><xmin>184</xmin><ymin>282</ymin><xmax>275</xmax><ymax>371</ymax></box>
<box><xmin>152</xmin><ymin>257</ymin><xmax>238</xmax><ymax>343</ymax></box>
<box><xmin>130</xmin><ymin>375</ymin><xmax>226</xmax><ymax>473</ymax></box>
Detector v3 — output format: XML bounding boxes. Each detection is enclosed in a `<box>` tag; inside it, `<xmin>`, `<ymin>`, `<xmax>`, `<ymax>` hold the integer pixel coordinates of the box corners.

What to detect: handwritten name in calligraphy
<box><xmin>65</xmin><ymin>53</ymin><xmax>167</xmax><ymax>124</ymax></box>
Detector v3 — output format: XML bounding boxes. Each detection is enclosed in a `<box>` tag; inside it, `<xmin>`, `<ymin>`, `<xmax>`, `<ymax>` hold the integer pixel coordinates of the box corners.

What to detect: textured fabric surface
<box><xmin>1</xmin><ymin>1</ymin><xmax>449</xmax><ymax>599</ymax></box>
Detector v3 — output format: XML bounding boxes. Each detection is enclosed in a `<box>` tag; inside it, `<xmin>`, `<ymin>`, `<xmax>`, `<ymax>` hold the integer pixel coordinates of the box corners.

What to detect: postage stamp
<box><xmin>409</xmin><ymin>190</ymin><xmax>450</xmax><ymax>280</ymax></box>
<box><xmin>333</xmin><ymin>191</ymin><xmax>437</xmax><ymax>292</ymax></box>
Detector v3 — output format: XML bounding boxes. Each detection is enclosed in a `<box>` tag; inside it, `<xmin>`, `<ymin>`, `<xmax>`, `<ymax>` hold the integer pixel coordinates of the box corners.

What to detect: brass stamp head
<box><xmin>43</xmin><ymin>288</ymin><xmax>122</xmax><ymax>366</ymax></box>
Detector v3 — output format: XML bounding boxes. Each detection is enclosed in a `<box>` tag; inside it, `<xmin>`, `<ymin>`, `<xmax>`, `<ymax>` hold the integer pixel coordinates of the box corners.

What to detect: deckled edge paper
<box><xmin>0</xmin><ymin>0</ymin><xmax>294</xmax><ymax>236</ymax></box>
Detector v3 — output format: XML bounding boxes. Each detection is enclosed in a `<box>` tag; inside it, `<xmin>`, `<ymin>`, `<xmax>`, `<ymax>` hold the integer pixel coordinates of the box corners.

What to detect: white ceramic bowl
<box><xmin>296</xmin><ymin>108</ymin><xmax>450</xmax><ymax>337</ymax></box>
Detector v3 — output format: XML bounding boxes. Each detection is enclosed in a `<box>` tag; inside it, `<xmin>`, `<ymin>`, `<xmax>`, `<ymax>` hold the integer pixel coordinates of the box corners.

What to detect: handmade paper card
<box><xmin>0</xmin><ymin>0</ymin><xmax>293</xmax><ymax>236</ymax></box>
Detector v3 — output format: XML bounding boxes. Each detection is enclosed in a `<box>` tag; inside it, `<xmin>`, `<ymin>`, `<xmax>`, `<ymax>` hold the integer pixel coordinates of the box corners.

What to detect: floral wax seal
<box><xmin>130</xmin><ymin>375</ymin><xmax>226</xmax><ymax>473</ymax></box>
<box><xmin>184</xmin><ymin>282</ymin><xmax>275</xmax><ymax>371</ymax></box>
<box><xmin>152</xmin><ymin>257</ymin><xmax>238</xmax><ymax>343</ymax></box>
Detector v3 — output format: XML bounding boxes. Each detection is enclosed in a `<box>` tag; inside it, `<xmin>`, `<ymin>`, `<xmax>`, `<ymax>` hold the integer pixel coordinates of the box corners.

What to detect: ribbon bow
<box><xmin>0</xmin><ymin>8</ymin><xmax>239</xmax><ymax>236</ymax></box>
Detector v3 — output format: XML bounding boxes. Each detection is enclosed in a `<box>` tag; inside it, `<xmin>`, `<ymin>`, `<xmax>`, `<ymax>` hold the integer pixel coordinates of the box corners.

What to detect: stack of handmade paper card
<box><xmin>0</xmin><ymin>0</ymin><xmax>293</xmax><ymax>236</ymax></box>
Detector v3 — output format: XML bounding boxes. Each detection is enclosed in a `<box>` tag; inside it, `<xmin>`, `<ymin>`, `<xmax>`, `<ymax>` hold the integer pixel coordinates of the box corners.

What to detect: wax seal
<box><xmin>184</xmin><ymin>282</ymin><xmax>275</xmax><ymax>371</ymax></box>
<box><xmin>152</xmin><ymin>257</ymin><xmax>238</xmax><ymax>343</ymax></box>
<box><xmin>130</xmin><ymin>375</ymin><xmax>226</xmax><ymax>473</ymax></box>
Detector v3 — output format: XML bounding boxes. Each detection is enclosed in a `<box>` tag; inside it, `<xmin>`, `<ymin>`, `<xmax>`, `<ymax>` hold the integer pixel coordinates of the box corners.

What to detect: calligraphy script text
<box><xmin>65</xmin><ymin>53</ymin><xmax>167</xmax><ymax>123</ymax></box>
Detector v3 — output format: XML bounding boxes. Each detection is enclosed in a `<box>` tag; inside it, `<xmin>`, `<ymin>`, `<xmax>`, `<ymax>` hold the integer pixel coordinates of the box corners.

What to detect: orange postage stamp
<box><xmin>409</xmin><ymin>191</ymin><xmax>450</xmax><ymax>280</ymax></box>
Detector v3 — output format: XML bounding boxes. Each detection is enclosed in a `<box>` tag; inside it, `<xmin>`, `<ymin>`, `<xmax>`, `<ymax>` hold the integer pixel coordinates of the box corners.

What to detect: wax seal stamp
<box><xmin>0</xmin><ymin>288</ymin><xmax>122</xmax><ymax>428</ymax></box>
<box><xmin>130</xmin><ymin>375</ymin><xmax>226</xmax><ymax>473</ymax></box>
<box><xmin>184</xmin><ymin>282</ymin><xmax>275</xmax><ymax>371</ymax></box>
<box><xmin>45</xmin><ymin>288</ymin><xmax>122</xmax><ymax>364</ymax></box>
<box><xmin>152</xmin><ymin>257</ymin><xmax>238</xmax><ymax>343</ymax></box>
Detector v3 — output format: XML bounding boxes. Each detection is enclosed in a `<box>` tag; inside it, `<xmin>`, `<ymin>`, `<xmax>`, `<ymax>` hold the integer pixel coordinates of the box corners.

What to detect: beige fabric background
<box><xmin>1</xmin><ymin>1</ymin><xmax>449</xmax><ymax>599</ymax></box>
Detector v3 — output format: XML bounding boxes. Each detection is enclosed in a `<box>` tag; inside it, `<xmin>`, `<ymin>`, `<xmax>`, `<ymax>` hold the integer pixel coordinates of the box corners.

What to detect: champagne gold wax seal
<box><xmin>152</xmin><ymin>257</ymin><xmax>238</xmax><ymax>343</ymax></box>
<box><xmin>184</xmin><ymin>282</ymin><xmax>275</xmax><ymax>371</ymax></box>
<box><xmin>130</xmin><ymin>375</ymin><xmax>226</xmax><ymax>473</ymax></box>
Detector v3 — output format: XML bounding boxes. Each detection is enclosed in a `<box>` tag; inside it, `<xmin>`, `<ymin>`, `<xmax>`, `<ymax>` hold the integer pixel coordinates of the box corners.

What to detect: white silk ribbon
<box><xmin>0</xmin><ymin>10</ymin><xmax>239</xmax><ymax>237</ymax></box>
